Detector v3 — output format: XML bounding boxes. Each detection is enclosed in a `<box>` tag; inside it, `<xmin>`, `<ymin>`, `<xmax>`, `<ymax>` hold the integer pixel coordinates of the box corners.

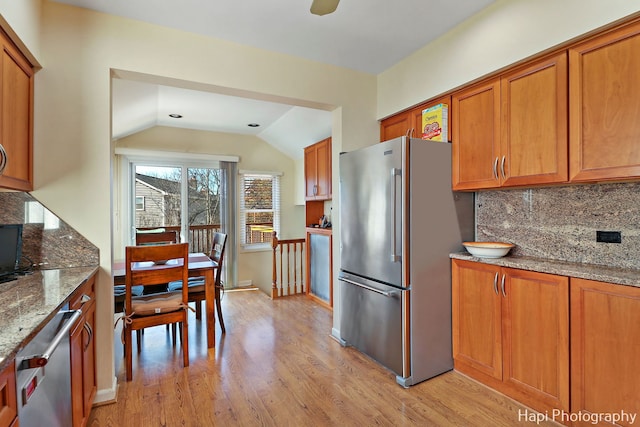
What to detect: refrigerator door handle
<box><xmin>390</xmin><ymin>167</ymin><xmax>401</xmax><ymax>263</ymax></box>
<box><xmin>341</xmin><ymin>277</ymin><xmax>398</xmax><ymax>297</ymax></box>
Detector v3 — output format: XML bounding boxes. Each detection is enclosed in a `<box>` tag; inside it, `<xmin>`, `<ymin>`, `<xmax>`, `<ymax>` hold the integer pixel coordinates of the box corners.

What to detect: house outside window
<box><xmin>135</xmin><ymin>196</ymin><xmax>145</xmax><ymax>211</ymax></box>
<box><xmin>239</xmin><ymin>172</ymin><xmax>280</xmax><ymax>249</ymax></box>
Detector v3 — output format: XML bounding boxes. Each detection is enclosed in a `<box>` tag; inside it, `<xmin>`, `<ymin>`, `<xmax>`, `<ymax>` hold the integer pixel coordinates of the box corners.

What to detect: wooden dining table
<box><xmin>113</xmin><ymin>252</ymin><xmax>218</xmax><ymax>348</ymax></box>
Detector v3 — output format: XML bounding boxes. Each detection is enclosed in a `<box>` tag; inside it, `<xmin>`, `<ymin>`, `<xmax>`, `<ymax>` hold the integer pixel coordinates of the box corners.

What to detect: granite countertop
<box><xmin>451</xmin><ymin>252</ymin><xmax>640</xmax><ymax>288</ymax></box>
<box><xmin>0</xmin><ymin>266</ymin><xmax>99</xmax><ymax>371</ymax></box>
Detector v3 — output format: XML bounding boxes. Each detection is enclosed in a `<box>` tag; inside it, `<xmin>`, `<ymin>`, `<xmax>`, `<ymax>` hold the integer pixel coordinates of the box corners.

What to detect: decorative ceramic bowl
<box><xmin>462</xmin><ymin>241</ymin><xmax>515</xmax><ymax>258</ymax></box>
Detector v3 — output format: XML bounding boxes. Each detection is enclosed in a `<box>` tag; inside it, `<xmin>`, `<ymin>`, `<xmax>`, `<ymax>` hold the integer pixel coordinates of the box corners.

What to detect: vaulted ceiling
<box><xmin>54</xmin><ymin>0</ymin><xmax>496</xmax><ymax>158</ymax></box>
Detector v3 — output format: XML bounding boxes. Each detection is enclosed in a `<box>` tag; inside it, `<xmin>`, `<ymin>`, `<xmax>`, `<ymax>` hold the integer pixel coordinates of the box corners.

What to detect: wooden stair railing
<box><xmin>271</xmin><ymin>231</ymin><xmax>306</xmax><ymax>298</ymax></box>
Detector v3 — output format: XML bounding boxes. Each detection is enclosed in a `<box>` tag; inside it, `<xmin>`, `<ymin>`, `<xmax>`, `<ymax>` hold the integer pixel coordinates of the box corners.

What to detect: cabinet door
<box><xmin>304</xmin><ymin>146</ymin><xmax>318</xmax><ymax>200</ymax></box>
<box><xmin>315</xmin><ymin>138</ymin><xmax>331</xmax><ymax>200</ymax></box>
<box><xmin>0</xmin><ymin>361</ymin><xmax>17</xmax><ymax>427</ymax></box>
<box><xmin>569</xmin><ymin>21</ymin><xmax>640</xmax><ymax>182</ymax></box>
<box><xmin>307</xmin><ymin>231</ymin><xmax>332</xmax><ymax>307</ymax></box>
<box><xmin>452</xmin><ymin>259</ymin><xmax>502</xmax><ymax>380</ymax></box>
<box><xmin>502</xmin><ymin>268</ymin><xmax>569</xmax><ymax>412</ymax></box>
<box><xmin>501</xmin><ymin>53</ymin><xmax>568</xmax><ymax>187</ymax></box>
<box><xmin>0</xmin><ymin>36</ymin><xmax>33</xmax><ymax>191</ymax></box>
<box><xmin>452</xmin><ymin>79</ymin><xmax>501</xmax><ymax>190</ymax></box>
<box><xmin>70</xmin><ymin>318</ymin><xmax>85</xmax><ymax>427</ymax></box>
<box><xmin>380</xmin><ymin>111</ymin><xmax>412</xmax><ymax>142</ymax></box>
<box><xmin>82</xmin><ymin>302</ymin><xmax>96</xmax><ymax>419</ymax></box>
<box><xmin>571</xmin><ymin>278</ymin><xmax>640</xmax><ymax>427</ymax></box>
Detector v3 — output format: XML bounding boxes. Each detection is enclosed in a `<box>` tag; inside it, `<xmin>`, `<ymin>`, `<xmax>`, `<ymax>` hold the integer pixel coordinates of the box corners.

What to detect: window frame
<box><xmin>239</xmin><ymin>171</ymin><xmax>281</xmax><ymax>252</ymax></box>
<box><xmin>135</xmin><ymin>195</ymin><xmax>145</xmax><ymax>211</ymax></box>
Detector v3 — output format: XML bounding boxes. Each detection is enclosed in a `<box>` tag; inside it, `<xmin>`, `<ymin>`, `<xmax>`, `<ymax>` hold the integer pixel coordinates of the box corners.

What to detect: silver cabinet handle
<box><xmin>341</xmin><ymin>277</ymin><xmax>399</xmax><ymax>297</ymax></box>
<box><xmin>83</xmin><ymin>321</ymin><xmax>93</xmax><ymax>351</ymax></box>
<box><xmin>501</xmin><ymin>274</ymin><xmax>506</xmax><ymax>297</ymax></box>
<box><xmin>390</xmin><ymin>167</ymin><xmax>401</xmax><ymax>262</ymax></box>
<box><xmin>493</xmin><ymin>272</ymin><xmax>499</xmax><ymax>295</ymax></box>
<box><xmin>493</xmin><ymin>157</ymin><xmax>499</xmax><ymax>180</ymax></box>
<box><xmin>0</xmin><ymin>143</ymin><xmax>7</xmax><ymax>175</ymax></box>
<box><xmin>500</xmin><ymin>156</ymin><xmax>506</xmax><ymax>179</ymax></box>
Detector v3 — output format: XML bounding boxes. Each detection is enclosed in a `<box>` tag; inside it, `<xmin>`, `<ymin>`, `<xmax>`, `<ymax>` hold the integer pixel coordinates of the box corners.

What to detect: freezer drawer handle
<box><xmin>341</xmin><ymin>277</ymin><xmax>398</xmax><ymax>297</ymax></box>
<box><xmin>19</xmin><ymin>309</ymin><xmax>82</xmax><ymax>370</ymax></box>
<box><xmin>390</xmin><ymin>167</ymin><xmax>401</xmax><ymax>263</ymax></box>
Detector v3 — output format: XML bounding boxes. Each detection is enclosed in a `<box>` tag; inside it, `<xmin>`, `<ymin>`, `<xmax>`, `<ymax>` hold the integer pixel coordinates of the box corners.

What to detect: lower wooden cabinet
<box><xmin>570</xmin><ymin>278</ymin><xmax>640</xmax><ymax>427</ymax></box>
<box><xmin>0</xmin><ymin>361</ymin><xmax>17</xmax><ymax>427</ymax></box>
<box><xmin>452</xmin><ymin>259</ymin><xmax>570</xmax><ymax>415</ymax></box>
<box><xmin>70</xmin><ymin>275</ymin><xmax>97</xmax><ymax>427</ymax></box>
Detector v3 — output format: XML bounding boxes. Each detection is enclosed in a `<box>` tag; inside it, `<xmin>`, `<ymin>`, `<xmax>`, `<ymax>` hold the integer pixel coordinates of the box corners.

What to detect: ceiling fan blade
<box><xmin>310</xmin><ymin>0</ymin><xmax>340</xmax><ymax>16</ymax></box>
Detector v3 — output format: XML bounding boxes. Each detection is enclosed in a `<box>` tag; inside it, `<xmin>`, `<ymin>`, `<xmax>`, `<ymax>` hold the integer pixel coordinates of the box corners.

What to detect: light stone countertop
<box><xmin>0</xmin><ymin>266</ymin><xmax>99</xmax><ymax>371</ymax></box>
<box><xmin>451</xmin><ymin>252</ymin><xmax>640</xmax><ymax>288</ymax></box>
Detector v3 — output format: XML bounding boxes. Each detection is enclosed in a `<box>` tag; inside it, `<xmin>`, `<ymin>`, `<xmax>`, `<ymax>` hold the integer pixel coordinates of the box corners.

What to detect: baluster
<box><xmin>293</xmin><ymin>242</ymin><xmax>298</xmax><ymax>294</ymax></box>
<box><xmin>286</xmin><ymin>242</ymin><xmax>292</xmax><ymax>296</ymax></box>
<box><xmin>279</xmin><ymin>243</ymin><xmax>284</xmax><ymax>296</ymax></box>
<box><xmin>271</xmin><ymin>231</ymin><xmax>279</xmax><ymax>298</ymax></box>
<box><xmin>300</xmin><ymin>241</ymin><xmax>305</xmax><ymax>293</ymax></box>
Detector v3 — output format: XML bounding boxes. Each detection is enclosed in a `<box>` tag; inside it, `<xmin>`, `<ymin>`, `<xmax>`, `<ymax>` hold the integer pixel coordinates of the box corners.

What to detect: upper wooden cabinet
<box><xmin>452</xmin><ymin>79</ymin><xmax>501</xmax><ymax>190</ymax></box>
<box><xmin>452</xmin><ymin>53</ymin><xmax>568</xmax><ymax>190</ymax></box>
<box><xmin>304</xmin><ymin>137</ymin><xmax>331</xmax><ymax>201</ymax></box>
<box><xmin>569</xmin><ymin>20</ymin><xmax>640</xmax><ymax>182</ymax></box>
<box><xmin>380</xmin><ymin>110</ymin><xmax>413</xmax><ymax>142</ymax></box>
<box><xmin>0</xmin><ymin>29</ymin><xmax>34</xmax><ymax>191</ymax></box>
<box><xmin>380</xmin><ymin>96</ymin><xmax>451</xmax><ymax>142</ymax></box>
<box><xmin>452</xmin><ymin>259</ymin><xmax>570</xmax><ymax>415</ymax></box>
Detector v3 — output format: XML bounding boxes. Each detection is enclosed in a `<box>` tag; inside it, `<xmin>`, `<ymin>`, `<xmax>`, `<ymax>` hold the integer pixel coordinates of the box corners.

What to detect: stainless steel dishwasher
<box><xmin>15</xmin><ymin>307</ymin><xmax>81</xmax><ymax>427</ymax></box>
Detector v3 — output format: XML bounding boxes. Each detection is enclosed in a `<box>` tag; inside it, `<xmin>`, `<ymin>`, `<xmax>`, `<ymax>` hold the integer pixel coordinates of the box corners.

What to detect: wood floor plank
<box><xmin>91</xmin><ymin>290</ymin><xmax>560</xmax><ymax>426</ymax></box>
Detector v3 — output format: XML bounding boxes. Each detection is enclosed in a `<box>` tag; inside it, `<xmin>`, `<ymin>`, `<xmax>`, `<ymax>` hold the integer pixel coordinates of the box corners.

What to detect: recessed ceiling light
<box><xmin>169</xmin><ymin>113</ymin><xmax>183</xmax><ymax>118</ymax></box>
<box><xmin>247</xmin><ymin>123</ymin><xmax>260</xmax><ymax>127</ymax></box>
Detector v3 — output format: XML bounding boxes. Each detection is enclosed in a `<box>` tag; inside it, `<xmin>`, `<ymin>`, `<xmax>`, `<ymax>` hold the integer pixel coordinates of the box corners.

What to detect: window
<box><xmin>239</xmin><ymin>172</ymin><xmax>281</xmax><ymax>249</ymax></box>
<box><xmin>135</xmin><ymin>196</ymin><xmax>145</xmax><ymax>211</ymax></box>
<box><xmin>116</xmin><ymin>149</ymin><xmax>239</xmax><ymax>287</ymax></box>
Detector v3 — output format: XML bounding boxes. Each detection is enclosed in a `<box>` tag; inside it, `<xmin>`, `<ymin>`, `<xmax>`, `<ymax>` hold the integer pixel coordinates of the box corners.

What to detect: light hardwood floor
<box><xmin>90</xmin><ymin>290</ymin><xmax>559</xmax><ymax>426</ymax></box>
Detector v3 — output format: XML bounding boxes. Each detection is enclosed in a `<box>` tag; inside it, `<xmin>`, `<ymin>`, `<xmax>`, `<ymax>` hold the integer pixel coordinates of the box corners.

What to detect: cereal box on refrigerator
<box><xmin>421</xmin><ymin>104</ymin><xmax>448</xmax><ymax>141</ymax></box>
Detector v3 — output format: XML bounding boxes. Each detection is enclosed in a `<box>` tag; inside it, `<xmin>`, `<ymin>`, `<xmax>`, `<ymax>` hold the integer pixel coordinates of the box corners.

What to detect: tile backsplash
<box><xmin>476</xmin><ymin>182</ymin><xmax>640</xmax><ymax>270</ymax></box>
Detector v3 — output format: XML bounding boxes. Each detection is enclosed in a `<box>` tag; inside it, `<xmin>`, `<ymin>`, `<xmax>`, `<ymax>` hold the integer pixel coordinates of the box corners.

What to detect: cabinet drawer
<box><xmin>69</xmin><ymin>274</ymin><xmax>96</xmax><ymax>311</ymax></box>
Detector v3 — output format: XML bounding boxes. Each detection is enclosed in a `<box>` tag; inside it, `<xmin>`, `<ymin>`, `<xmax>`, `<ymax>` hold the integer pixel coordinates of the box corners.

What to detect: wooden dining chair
<box><xmin>168</xmin><ymin>232</ymin><xmax>228</xmax><ymax>332</ymax></box>
<box><xmin>115</xmin><ymin>230</ymin><xmax>180</xmax><ymax>314</ymax></box>
<box><xmin>135</xmin><ymin>229</ymin><xmax>179</xmax><ymax>246</ymax></box>
<box><xmin>122</xmin><ymin>242</ymin><xmax>190</xmax><ymax>381</ymax></box>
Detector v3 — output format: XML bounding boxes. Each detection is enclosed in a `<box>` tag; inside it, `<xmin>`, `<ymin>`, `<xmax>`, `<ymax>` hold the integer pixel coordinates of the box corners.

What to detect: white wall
<box><xmin>15</xmin><ymin>1</ymin><xmax>377</xmax><ymax>402</ymax></box>
<box><xmin>0</xmin><ymin>0</ymin><xmax>41</xmax><ymax>65</ymax></box>
<box><xmin>293</xmin><ymin>157</ymin><xmax>305</xmax><ymax>206</ymax></box>
<box><xmin>115</xmin><ymin>126</ymin><xmax>306</xmax><ymax>294</ymax></box>
<box><xmin>378</xmin><ymin>0</ymin><xmax>640</xmax><ymax>119</ymax></box>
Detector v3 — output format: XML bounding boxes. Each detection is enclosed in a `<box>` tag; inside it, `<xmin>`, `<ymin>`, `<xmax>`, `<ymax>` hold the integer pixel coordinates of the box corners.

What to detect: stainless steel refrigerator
<box><xmin>338</xmin><ymin>136</ymin><xmax>474</xmax><ymax>387</ymax></box>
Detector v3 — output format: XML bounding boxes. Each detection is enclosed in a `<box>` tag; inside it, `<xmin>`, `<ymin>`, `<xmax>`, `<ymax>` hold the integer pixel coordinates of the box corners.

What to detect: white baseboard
<box><xmin>92</xmin><ymin>376</ymin><xmax>118</xmax><ymax>407</ymax></box>
<box><xmin>331</xmin><ymin>328</ymin><xmax>345</xmax><ymax>345</ymax></box>
<box><xmin>237</xmin><ymin>280</ymin><xmax>253</xmax><ymax>287</ymax></box>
